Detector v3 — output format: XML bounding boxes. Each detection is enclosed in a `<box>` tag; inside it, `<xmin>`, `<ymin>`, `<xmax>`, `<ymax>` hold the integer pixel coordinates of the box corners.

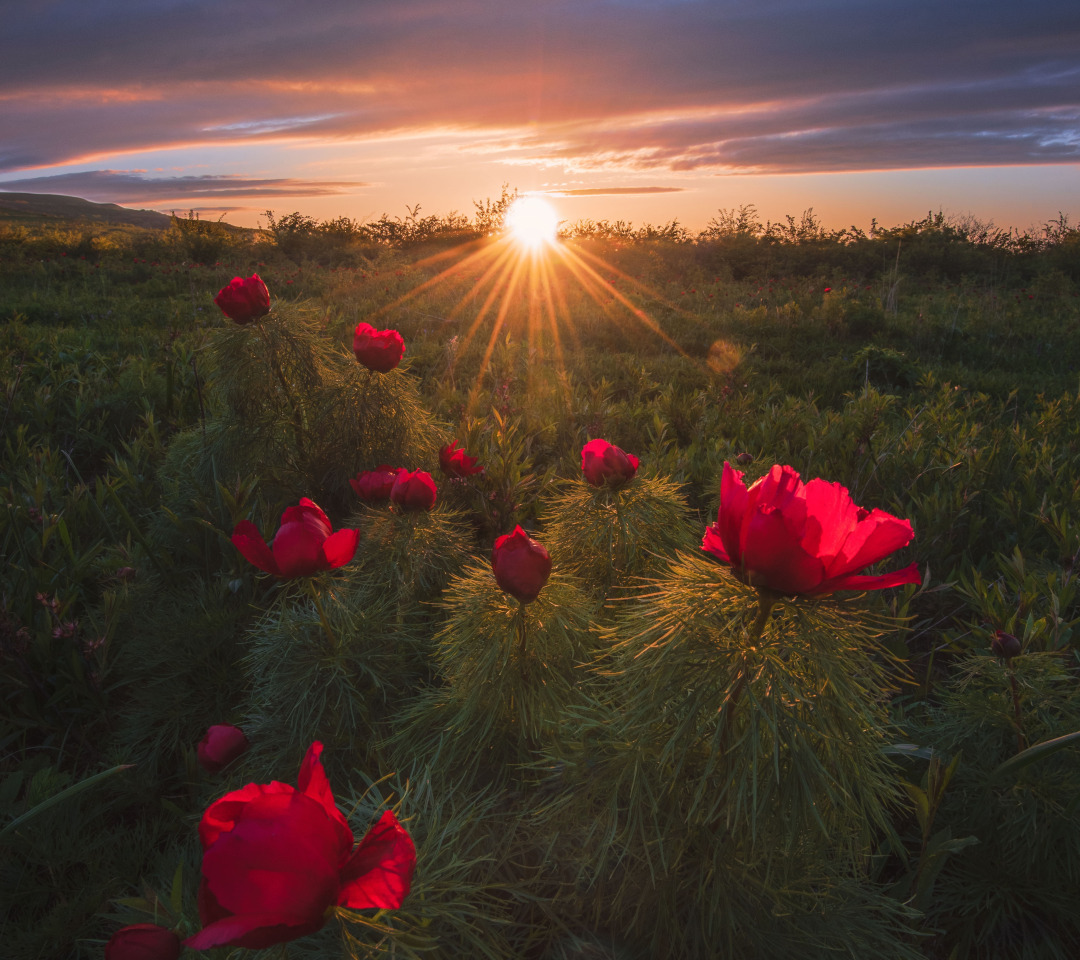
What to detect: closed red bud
<box><xmin>992</xmin><ymin>630</ymin><xmax>1022</xmax><ymax>659</ymax></box>
<box><xmin>198</xmin><ymin>724</ymin><xmax>250</xmax><ymax>774</ymax></box>
<box><xmin>105</xmin><ymin>924</ymin><xmax>181</xmax><ymax>960</ymax></box>
<box><xmin>214</xmin><ymin>274</ymin><xmax>270</xmax><ymax>324</ymax></box>
<box><xmin>492</xmin><ymin>526</ymin><xmax>551</xmax><ymax>603</ymax></box>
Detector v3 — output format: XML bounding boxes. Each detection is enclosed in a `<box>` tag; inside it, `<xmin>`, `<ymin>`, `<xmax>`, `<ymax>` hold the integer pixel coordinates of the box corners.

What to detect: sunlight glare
<box><xmin>506</xmin><ymin>196</ymin><xmax>559</xmax><ymax>250</ymax></box>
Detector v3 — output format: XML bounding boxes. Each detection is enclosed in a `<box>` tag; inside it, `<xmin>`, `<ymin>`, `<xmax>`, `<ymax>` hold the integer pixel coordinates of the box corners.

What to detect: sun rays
<box><xmin>357</xmin><ymin>210</ymin><xmax>715</xmax><ymax>418</ymax></box>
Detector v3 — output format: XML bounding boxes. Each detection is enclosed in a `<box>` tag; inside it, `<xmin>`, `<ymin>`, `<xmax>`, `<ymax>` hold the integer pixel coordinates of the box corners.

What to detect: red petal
<box><xmin>338</xmin><ymin>811</ymin><xmax>417</xmax><ymax>910</ymax></box>
<box><xmin>272</xmin><ymin>521</ymin><xmax>326</xmax><ymax>577</ymax></box>
<box><xmin>231</xmin><ymin>521</ymin><xmax>280</xmax><ymax>576</ymax></box>
<box><xmin>741</xmin><ymin>504</ymin><xmax>824</xmax><ymax>594</ymax></box>
<box><xmin>199</xmin><ymin>780</ymin><xmax>294</xmax><ymax>849</ymax></box>
<box><xmin>826</xmin><ymin>509</ymin><xmax>914</xmax><ymax>579</ymax></box>
<box><xmin>701</xmin><ymin>524</ymin><xmax>731</xmax><ymax>563</ymax></box>
<box><xmin>184</xmin><ymin>913</ymin><xmax>323</xmax><ymax>951</ymax></box>
<box><xmin>717</xmin><ymin>462</ymin><xmax>749</xmax><ymax>565</ymax></box>
<box><xmin>200</xmin><ymin>792</ymin><xmax>341</xmax><ymax>919</ymax></box>
<box><xmin>297</xmin><ymin>742</ymin><xmax>354</xmax><ymax>857</ymax></box>
<box><xmin>321</xmin><ymin>528</ymin><xmax>360</xmax><ymax>569</ymax></box>
<box><xmin>816</xmin><ymin>561</ymin><xmax>922</xmax><ymax>595</ymax></box>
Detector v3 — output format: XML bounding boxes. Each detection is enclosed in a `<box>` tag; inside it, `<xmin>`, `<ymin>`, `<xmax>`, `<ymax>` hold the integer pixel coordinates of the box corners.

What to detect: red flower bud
<box><xmin>992</xmin><ymin>630</ymin><xmax>1022</xmax><ymax>659</ymax></box>
<box><xmin>390</xmin><ymin>469</ymin><xmax>437</xmax><ymax>511</ymax></box>
<box><xmin>213</xmin><ymin>274</ymin><xmax>270</xmax><ymax>325</ymax></box>
<box><xmin>350</xmin><ymin>465</ymin><xmax>401</xmax><ymax>502</ymax></box>
<box><xmin>581</xmin><ymin>438</ymin><xmax>639</xmax><ymax>488</ymax></box>
<box><xmin>702</xmin><ymin>462</ymin><xmax>921</xmax><ymax>596</ymax></box>
<box><xmin>231</xmin><ymin>498</ymin><xmax>359</xmax><ymax>578</ymax></box>
<box><xmin>185</xmin><ymin>742</ymin><xmax>416</xmax><ymax>952</ymax></box>
<box><xmin>353</xmin><ymin>322</ymin><xmax>405</xmax><ymax>372</ymax></box>
<box><xmin>492</xmin><ymin>526</ymin><xmax>551</xmax><ymax>603</ymax></box>
<box><xmin>106</xmin><ymin>924</ymin><xmax>181</xmax><ymax>960</ymax></box>
<box><xmin>197</xmin><ymin>724</ymin><xmax>250</xmax><ymax>774</ymax></box>
<box><xmin>439</xmin><ymin>441</ymin><xmax>483</xmax><ymax>478</ymax></box>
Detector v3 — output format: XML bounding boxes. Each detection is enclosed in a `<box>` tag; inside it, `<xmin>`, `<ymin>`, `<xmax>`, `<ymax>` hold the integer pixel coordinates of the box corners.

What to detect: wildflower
<box><xmin>353</xmin><ymin>322</ymin><xmax>405</xmax><ymax>372</ymax></box>
<box><xmin>581</xmin><ymin>439</ymin><xmax>639</xmax><ymax>488</ymax></box>
<box><xmin>231</xmin><ymin>499</ymin><xmax>359</xmax><ymax>578</ymax></box>
<box><xmin>213</xmin><ymin>274</ymin><xmax>270</xmax><ymax>324</ymax></box>
<box><xmin>492</xmin><ymin>526</ymin><xmax>551</xmax><ymax>603</ymax></box>
<box><xmin>185</xmin><ymin>742</ymin><xmax>415</xmax><ymax>951</ymax></box>
<box><xmin>702</xmin><ymin>462</ymin><xmax>921</xmax><ymax>596</ymax></box>
<box><xmin>439</xmin><ymin>441</ymin><xmax>483</xmax><ymax>478</ymax></box>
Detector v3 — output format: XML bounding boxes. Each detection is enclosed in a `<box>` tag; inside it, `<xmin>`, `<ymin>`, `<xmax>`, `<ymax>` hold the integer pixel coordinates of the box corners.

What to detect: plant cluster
<box><xmin>2</xmin><ymin>219</ymin><xmax>1079</xmax><ymax>959</ymax></box>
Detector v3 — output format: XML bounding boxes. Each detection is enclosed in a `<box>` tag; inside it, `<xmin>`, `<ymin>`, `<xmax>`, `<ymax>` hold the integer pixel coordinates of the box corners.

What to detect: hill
<box><xmin>0</xmin><ymin>191</ymin><xmax>175</xmax><ymax>229</ymax></box>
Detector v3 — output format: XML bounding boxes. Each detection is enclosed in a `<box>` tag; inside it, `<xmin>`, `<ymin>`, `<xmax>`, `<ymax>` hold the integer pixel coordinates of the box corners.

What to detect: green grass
<box><xmin>2</xmin><ymin>208</ymin><xmax>1080</xmax><ymax>959</ymax></box>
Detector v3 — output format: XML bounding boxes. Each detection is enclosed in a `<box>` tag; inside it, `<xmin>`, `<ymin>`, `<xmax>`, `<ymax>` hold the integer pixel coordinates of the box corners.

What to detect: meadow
<box><xmin>2</xmin><ymin>198</ymin><xmax>1080</xmax><ymax>959</ymax></box>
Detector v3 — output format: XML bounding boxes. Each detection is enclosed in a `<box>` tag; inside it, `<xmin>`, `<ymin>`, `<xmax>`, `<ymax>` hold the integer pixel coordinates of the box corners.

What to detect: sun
<box><xmin>505</xmin><ymin>196</ymin><xmax>559</xmax><ymax>250</ymax></box>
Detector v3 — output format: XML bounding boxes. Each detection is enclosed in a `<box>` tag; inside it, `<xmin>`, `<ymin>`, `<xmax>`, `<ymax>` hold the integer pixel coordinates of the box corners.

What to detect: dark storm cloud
<box><xmin>1</xmin><ymin>0</ymin><xmax>1077</xmax><ymax>187</ymax></box>
<box><xmin>0</xmin><ymin>171</ymin><xmax>363</xmax><ymax>202</ymax></box>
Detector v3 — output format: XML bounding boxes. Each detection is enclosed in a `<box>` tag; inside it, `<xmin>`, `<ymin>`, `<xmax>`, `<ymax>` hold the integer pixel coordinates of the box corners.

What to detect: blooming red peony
<box><xmin>350</xmin><ymin>465</ymin><xmax>401</xmax><ymax>502</ymax></box>
<box><xmin>198</xmin><ymin>724</ymin><xmax>250</xmax><ymax>774</ymax></box>
<box><xmin>353</xmin><ymin>322</ymin><xmax>405</xmax><ymax>372</ymax></box>
<box><xmin>390</xmin><ymin>469</ymin><xmax>437</xmax><ymax>511</ymax></box>
<box><xmin>581</xmin><ymin>439</ymin><xmax>639</xmax><ymax>488</ymax></box>
<box><xmin>185</xmin><ymin>742</ymin><xmax>416</xmax><ymax>952</ymax></box>
<box><xmin>105</xmin><ymin>923</ymin><xmax>181</xmax><ymax>960</ymax></box>
<box><xmin>214</xmin><ymin>274</ymin><xmax>271</xmax><ymax>325</ymax></box>
<box><xmin>701</xmin><ymin>462</ymin><xmax>921</xmax><ymax>596</ymax></box>
<box><xmin>492</xmin><ymin>526</ymin><xmax>552</xmax><ymax>603</ymax></box>
<box><xmin>439</xmin><ymin>440</ymin><xmax>483</xmax><ymax>478</ymax></box>
<box><xmin>231</xmin><ymin>498</ymin><xmax>359</xmax><ymax>578</ymax></box>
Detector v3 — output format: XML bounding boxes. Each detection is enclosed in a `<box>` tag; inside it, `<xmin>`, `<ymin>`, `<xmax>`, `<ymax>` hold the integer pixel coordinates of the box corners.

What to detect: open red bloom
<box><xmin>581</xmin><ymin>439</ymin><xmax>639</xmax><ymax>488</ymax></box>
<box><xmin>492</xmin><ymin>526</ymin><xmax>551</xmax><ymax>603</ymax></box>
<box><xmin>439</xmin><ymin>441</ymin><xmax>483</xmax><ymax>478</ymax></box>
<box><xmin>198</xmin><ymin>724</ymin><xmax>250</xmax><ymax>774</ymax></box>
<box><xmin>350</xmin><ymin>465</ymin><xmax>401</xmax><ymax>502</ymax></box>
<box><xmin>231</xmin><ymin>498</ymin><xmax>359</xmax><ymax>578</ymax></box>
<box><xmin>701</xmin><ymin>462</ymin><xmax>921</xmax><ymax>596</ymax></box>
<box><xmin>390</xmin><ymin>469</ymin><xmax>437</xmax><ymax>511</ymax></box>
<box><xmin>214</xmin><ymin>274</ymin><xmax>271</xmax><ymax>324</ymax></box>
<box><xmin>106</xmin><ymin>923</ymin><xmax>181</xmax><ymax>960</ymax></box>
<box><xmin>353</xmin><ymin>322</ymin><xmax>405</xmax><ymax>372</ymax></box>
<box><xmin>185</xmin><ymin>742</ymin><xmax>416</xmax><ymax>952</ymax></box>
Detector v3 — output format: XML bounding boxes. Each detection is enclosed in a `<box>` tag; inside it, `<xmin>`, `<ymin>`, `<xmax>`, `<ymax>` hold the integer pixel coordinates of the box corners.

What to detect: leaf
<box><xmin>992</xmin><ymin>729</ymin><xmax>1080</xmax><ymax>780</ymax></box>
<box><xmin>902</xmin><ymin>781</ymin><xmax>930</xmax><ymax>834</ymax></box>
<box><xmin>882</xmin><ymin>743</ymin><xmax>935</xmax><ymax>760</ymax></box>
<box><xmin>0</xmin><ymin>764</ymin><xmax>134</xmax><ymax>838</ymax></box>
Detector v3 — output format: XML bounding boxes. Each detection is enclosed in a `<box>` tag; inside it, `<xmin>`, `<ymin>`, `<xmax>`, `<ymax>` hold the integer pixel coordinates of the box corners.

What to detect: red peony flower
<box><xmin>702</xmin><ymin>462</ymin><xmax>921</xmax><ymax>596</ymax></box>
<box><xmin>106</xmin><ymin>923</ymin><xmax>181</xmax><ymax>960</ymax></box>
<box><xmin>198</xmin><ymin>724</ymin><xmax>250</xmax><ymax>774</ymax></box>
<box><xmin>439</xmin><ymin>440</ymin><xmax>483</xmax><ymax>478</ymax></box>
<box><xmin>350</xmin><ymin>465</ymin><xmax>401</xmax><ymax>502</ymax></box>
<box><xmin>390</xmin><ymin>469</ymin><xmax>437</xmax><ymax>511</ymax></box>
<box><xmin>185</xmin><ymin>742</ymin><xmax>415</xmax><ymax>952</ymax></box>
<box><xmin>231</xmin><ymin>498</ymin><xmax>359</xmax><ymax>578</ymax></box>
<box><xmin>581</xmin><ymin>438</ymin><xmax>639</xmax><ymax>488</ymax></box>
<box><xmin>353</xmin><ymin>322</ymin><xmax>405</xmax><ymax>372</ymax></box>
<box><xmin>492</xmin><ymin>526</ymin><xmax>551</xmax><ymax>604</ymax></box>
<box><xmin>214</xmin><ymin>274</ymin><xmax>271</xmax><ymax>324</ymax></box>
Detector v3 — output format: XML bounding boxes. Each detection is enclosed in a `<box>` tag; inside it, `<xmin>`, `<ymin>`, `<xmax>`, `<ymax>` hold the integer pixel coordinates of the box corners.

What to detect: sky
<box><xmin>1</xmin><ymin>0</ymin><xmax>1078</xmax><ymax>234</ymax></box>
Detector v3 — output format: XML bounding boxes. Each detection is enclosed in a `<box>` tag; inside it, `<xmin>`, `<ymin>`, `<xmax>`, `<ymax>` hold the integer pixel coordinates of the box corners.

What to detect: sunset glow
<box><xmin>506</xmin><ymin>197</ymin><xmax>560</xmax><ymax>250</ymax></box>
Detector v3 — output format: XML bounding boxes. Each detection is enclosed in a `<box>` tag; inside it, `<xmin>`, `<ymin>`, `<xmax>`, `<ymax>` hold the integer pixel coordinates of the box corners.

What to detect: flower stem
<box><xmin>717</xmin><ymin>590</ymin><xmax>778</xmax><ymax>755</ymax></box>
<box><xmin>515</xmin><ymin>601</ymin><xmax>529</xmax><ymax>679</ymax></box>
<box><xmin>304</xmin><ymin>580</ymin><xmax>337</xmax><ymax>649</ymax></box>
<box><xmin>1008</xmin><ymin>668</ymin><xmax>1027</xmax><ymax>753</ymax></box>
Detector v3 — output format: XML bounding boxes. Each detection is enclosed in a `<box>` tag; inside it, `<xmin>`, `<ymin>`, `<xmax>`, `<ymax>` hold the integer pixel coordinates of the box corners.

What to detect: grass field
<box><xmin>2</xmin><ymin>198</ymin><xmax>1080</xmax><ymax>959</ymax></box>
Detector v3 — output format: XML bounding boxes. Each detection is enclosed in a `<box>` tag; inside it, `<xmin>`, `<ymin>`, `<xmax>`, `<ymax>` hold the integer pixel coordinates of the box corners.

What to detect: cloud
<box><xmin>0</xmin><ymin>170</ymin><xmax>365</xmax><ymax>203</ymax></box>
<box><xmin>0</xmin><ymin>0</ymin><xmax>1077</xmax><ymax>180</ymax></box>
<box><xmin>545</xmin><ymin>186</ymin><xmax>686</xmax><ymax>196</ymax></box>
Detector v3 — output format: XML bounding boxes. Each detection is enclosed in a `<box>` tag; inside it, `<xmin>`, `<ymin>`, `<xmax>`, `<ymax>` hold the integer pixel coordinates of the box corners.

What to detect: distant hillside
<box><xmin>0</xmin><ymin>192</ymin><xmax>175</xmax><ymax>230</ymax></box>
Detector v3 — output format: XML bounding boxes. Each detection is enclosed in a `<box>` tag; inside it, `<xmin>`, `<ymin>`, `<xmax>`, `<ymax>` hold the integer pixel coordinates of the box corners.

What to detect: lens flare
<box><xmin>506</xmin><ymin>196</ymin><xmax>559</xmax><ymax>250</ymax></box>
